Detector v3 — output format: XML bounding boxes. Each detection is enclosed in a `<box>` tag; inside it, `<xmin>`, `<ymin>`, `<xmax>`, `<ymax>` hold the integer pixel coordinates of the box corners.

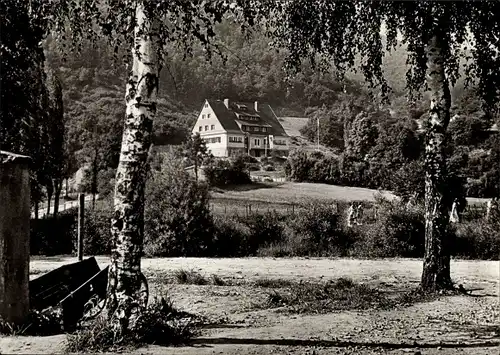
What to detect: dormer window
<box><xmin>236</xmin><ymin>104</ymin><xmax>247</xmax><ymax>111</ymax></box>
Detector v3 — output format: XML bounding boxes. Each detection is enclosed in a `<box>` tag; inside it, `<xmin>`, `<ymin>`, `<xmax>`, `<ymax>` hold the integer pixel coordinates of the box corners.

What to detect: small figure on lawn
<box><xmin>347</xmin><ymin>203</ymin><xmax>355</xmax><ymax>227</ymax></box>
<box><xmin>449</xmin><ymin>199</ymin><xmax>460</xmax><ymax>223</ymax></box>
<box><xmin>347</xmin><ymin>202</ymin><xmax>363</xmax><ymax>227</ymax></box>
<box><xmin>355</xmin><ymin>203</ymin><xmax>363</xmax><ymax>225</ymax></box>
<box><xmin>486</xmin><ymin>197</ymin><xmax>499</xmax><ymax>222</ymax></box>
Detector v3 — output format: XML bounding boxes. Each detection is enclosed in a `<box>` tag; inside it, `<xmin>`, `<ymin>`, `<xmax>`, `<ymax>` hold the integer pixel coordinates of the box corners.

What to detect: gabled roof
<box><xmin>208</xmin><ymin>100</ymin><xmax>241</xmax><ymax>131</ymax></box>
<box><xmin>207</xmin><ymin>99</ymin><xmax>288</xmax><ymax>137</ymax></box>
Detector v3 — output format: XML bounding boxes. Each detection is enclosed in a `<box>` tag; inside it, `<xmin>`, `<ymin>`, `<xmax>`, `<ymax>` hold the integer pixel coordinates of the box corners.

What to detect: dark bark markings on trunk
<box><xmin>106</xmin><ymin>2</ymin><xmax>158</xmax><ymax>333</ymax></box>
<box><xmin>421</xmin><ymin>34</ymin><xmax>453</xmax><ymax>291</ymax></box>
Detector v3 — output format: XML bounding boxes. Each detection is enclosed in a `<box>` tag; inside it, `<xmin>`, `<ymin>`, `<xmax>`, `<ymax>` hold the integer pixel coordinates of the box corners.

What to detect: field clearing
<box><xmin>211</xmin><ymin>182</ymin><xmax>491</xmax><ymax>209</ymax></box>
<box><xmin>10</xmin><ymin>257</ymin><xmax>499</xmax><ymax>354</ymax></box>
<box><xmin>278</xmin><ymin>116</ymin><xmax>309</xmax><ymax>137</ymax></box>
<box><xmin>211</xmin><ymin>182</ymin><xmax>397</xmax><ymax>204</ymax></box>
<box><xmin>279</xmin><ymin>116</ymin><xmax>337</xmax><ymax>154</ymax></box>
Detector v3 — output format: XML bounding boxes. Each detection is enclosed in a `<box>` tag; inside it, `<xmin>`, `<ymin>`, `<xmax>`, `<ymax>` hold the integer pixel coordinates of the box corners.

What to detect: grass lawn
<box><xmin>211</xmin><ymin>181</ymin><xmax>396</xmax><ymax>205</ymax></box>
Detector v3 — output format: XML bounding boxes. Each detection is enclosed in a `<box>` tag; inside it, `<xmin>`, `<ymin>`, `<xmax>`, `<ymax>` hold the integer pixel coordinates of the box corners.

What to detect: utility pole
<box><xmin>317</xmin><ymin>116</ymin><xmax>320</xmax><ymax>151</ymax></box>
<box><xmin>77</xmin><ymin>193</ymin><xmax>84</xmax><ymax>261</ymax></box>
<box><xmin>246</xmin><ymin>132</ymin><xmax>250</xmax><ymax>155</ymax></box>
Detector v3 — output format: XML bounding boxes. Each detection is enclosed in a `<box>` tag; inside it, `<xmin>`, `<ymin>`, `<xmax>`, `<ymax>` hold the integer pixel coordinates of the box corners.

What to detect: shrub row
<box><xmin>31</xmin><ymin>199</ymin><xmax>499</xmax><ymax>260</ymax></box>
<box><xmin>30</xmin><ymin>206</ymin><xmax>111</xmax><ymax>256</ymax></box>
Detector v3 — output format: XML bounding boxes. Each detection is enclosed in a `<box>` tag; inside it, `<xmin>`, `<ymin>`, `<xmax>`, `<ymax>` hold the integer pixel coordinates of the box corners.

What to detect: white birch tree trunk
<box><xmin>421</xmin><ymin>34</ymin><xmax>454</xmax><ymax>291</ymax></box>
<box><xmin>106</xmin><ymin>2</ymin><xmax>158</xmax><ymax>333</ymax></box>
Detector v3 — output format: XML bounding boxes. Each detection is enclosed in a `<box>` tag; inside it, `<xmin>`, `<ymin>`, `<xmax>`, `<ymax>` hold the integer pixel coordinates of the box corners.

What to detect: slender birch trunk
<box><xmin>421</xmin><ymin>34</ymin><xmax>453</xmax><ymax>291</ymax></box>
<box><xmin>106</xmin><ymin>2</ymin><xmax>158</xmax><ymax>333</ymax></box>
<box><xmin>46</xmin><ymin>187</ymin><xmax>52</xmax><ymax>217</ymax></box>
<box><xmin>53</xmin><ymin>179</ymin><xmax>62</xmax><ymax>217</ymax></box>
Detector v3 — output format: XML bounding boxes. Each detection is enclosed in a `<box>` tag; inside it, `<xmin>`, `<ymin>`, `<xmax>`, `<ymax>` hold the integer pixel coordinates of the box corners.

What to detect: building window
<box><xmin>204</xmin><ymin>103</ymin><xmax>208</xmax><ymax>108</ymax></box>
<box><xmin>202</xmin><ymin>114</ymin><xmax>206</xmax><ymax>119</ymax></box>
<box><xmin>262</xmin><ymin>127</ymin><xmax>267</xmax><ymax>132</ymax></box>
<box><xmin>254</xmin><ymin>139</ymin><xmax>260</xmax><ymax>146</ymax></box>
<box><xmin>199</xmin><ymin>126</ymin><xmax>202</xmax><ymax>132</ymax></box>
<box><xmin>205</xmin><ymin>136</ymin><xmax>221</xmax><ymax>144</ymax></box>
<box><xmin>205</xmin><ymin>125</ymin><xmax>209</xmax><ymax>131</ymax></box>
<box><xmin>253</xmin><ymin>127</ymin><xmax>258</xmax><ymax>132</ymax></box>
<box><xmin>229</xmin><ymin>136</ymin><xmax>243</xmax><ymax>143</ymax></box>
<box><xmin>211</xmin><ymin>124</ymin><xmax>215</xmax><ymax>130</ymax></box>
<box><xmin>207</xmin><ymin>113</ymin><xmax>211</xmax><ymax>118</ymax></box>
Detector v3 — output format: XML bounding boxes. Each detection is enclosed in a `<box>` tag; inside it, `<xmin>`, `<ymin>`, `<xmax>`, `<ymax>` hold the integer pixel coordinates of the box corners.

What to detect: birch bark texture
<box><xmin>106</xmin><ymin>2</ymin><xmax>158</xmax><ymax>331</ymax></box>
<box><xmin>421</xmin><ymin>34</ymin><xmax>453</xmax><ymax>291</ymax></box>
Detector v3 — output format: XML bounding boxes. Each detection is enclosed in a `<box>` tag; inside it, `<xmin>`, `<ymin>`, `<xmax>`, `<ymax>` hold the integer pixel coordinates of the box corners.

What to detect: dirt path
<box><xmin>4</xmin><ymin>257</ymin><xmax>499</xmax><ymax>354</ymax></box>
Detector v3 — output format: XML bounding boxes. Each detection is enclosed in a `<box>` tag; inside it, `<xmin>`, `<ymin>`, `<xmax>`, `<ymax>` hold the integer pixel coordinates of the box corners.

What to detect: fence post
<box><xmin>77</xmin><ymin>193</ymin><xmax>84</xmax><ymax>261</ymax></box>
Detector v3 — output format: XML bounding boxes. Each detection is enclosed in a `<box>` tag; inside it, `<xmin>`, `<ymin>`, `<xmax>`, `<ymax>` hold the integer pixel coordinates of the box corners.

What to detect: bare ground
<box><xmin>3</xmin><ymin>257</ymin><xmax>499</xmax><ymax>354</ymax></box>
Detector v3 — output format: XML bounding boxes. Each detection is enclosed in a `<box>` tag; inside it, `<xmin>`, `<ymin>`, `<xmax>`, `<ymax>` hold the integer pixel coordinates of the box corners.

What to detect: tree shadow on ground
<box><xmin>188</xmin><ymin>337</ymin><xmax>500</xmax><ymax>349</ymax></box>
<box><xmin>212</xmin><ymin>182</ymin><xmax>278</xmax><ymax>193</ymax></box>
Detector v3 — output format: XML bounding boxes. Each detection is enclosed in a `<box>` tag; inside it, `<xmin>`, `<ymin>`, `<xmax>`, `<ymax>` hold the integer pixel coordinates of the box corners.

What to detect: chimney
<box><xmin>254</xmin><ymin>101</ymin><xmax>258</xmax><ymax>112</ymax></box>
<box><xmin>223</xmin><ymin>98</ymin><xmax>230</xmax><ymax>109</ymax></box>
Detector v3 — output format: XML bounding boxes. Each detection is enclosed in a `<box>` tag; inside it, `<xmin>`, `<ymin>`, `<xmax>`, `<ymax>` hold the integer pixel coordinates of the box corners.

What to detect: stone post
<box><xmin>0</xmin><ymin>151</ymin><xmax>31</xmax><ymax>324</ymax></box>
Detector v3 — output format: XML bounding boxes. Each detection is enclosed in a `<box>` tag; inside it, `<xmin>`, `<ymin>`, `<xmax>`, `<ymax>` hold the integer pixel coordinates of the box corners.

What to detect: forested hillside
<box><xmin>43</xmin><ymin>19</ymin><xmax>498</xmax><ymax>199</ymax></box>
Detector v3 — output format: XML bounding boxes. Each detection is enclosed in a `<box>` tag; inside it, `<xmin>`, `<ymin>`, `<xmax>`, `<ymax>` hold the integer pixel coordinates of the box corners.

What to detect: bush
<box><xmin>173</xmin><ymin>269</ymin><xmax>209</xmax><ymax>285</ymax></box>
<box><xmin>280</xmin><ymin>203</ymin><xmax>354</xmax><ymax>257</ymax></box>
<box><xmin>144</xmin><ymin>159</ymin><xmax>214</xmax><ymax>257</ymax></box>
<box><xmin>453</xmin><ymin>221</ymin><xmax>500</xmax><ymax>259</ymax></box>
<box><xmin>210</xmin><ymin>216</ymin><xmax>249</xmax><ymax>257</ymax></box>
<box><xmin>30</xmin><ymin>208</ymin><xmax>78</xmax><ymax>255</ymax></box>
<box><xmin>357</xmin><ymin>200</ymin><xmax>425</xmax><ymax>258</ymax></box>
<box><xmin>204</xmin><ymin>159</ymin><xmax>251</xmax><ymax>187</ymax></box>
<box><xmin>83</xmin><ymin>207</ymin><xmax>112</xmax><ymax>255</ymax></box>
<box><xmin>261</xmin><ymin>278</ymin><xmax>391</xmax><ymax>313</ymax></box>
<box><xmin>65</xmin><ymin>296</ymin><xmax>195</xmax><ymax>353</ymax></box>
<box><xmin>241</xmin><ymin>213</ymin><xmax>285</xmax><ymax>255</ymax></box>
<box><xmin>0</xmin><ymin>308</ymin><xmax>63</xmax><ymax>336</ymax></box>
<box><xmin>233</xmin><ymin>153</ymin><xmax>258</xmax><ymax>164</ymax></box>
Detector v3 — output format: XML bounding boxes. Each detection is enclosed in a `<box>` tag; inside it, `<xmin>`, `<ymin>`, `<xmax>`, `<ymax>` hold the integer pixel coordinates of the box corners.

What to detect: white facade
<box><xmin>192</xmin><ymin>99</ymin><xmax>289</xmax><ymax>158</ymax></box>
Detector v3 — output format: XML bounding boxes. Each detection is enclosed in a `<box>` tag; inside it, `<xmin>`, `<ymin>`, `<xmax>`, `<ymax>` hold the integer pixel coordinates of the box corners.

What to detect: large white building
<box><xmin>192</xmin><ymin>98</ymin><xmax>289</xmax><ymax>158</ymax></box>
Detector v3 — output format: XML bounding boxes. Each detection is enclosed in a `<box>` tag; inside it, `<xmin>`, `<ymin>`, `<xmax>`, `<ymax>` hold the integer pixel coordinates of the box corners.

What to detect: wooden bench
<box><xmin>29</xmin><ymin>257</ymin><xmax>108</xmax><ymax>330</ymax></box>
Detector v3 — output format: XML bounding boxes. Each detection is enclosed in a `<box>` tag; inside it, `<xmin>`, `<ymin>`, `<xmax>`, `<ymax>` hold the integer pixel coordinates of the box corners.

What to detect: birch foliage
<box><xmin>270</xmin><ymin>0</ymin><xmax>500</xmax><ymax>291</ymax></box>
